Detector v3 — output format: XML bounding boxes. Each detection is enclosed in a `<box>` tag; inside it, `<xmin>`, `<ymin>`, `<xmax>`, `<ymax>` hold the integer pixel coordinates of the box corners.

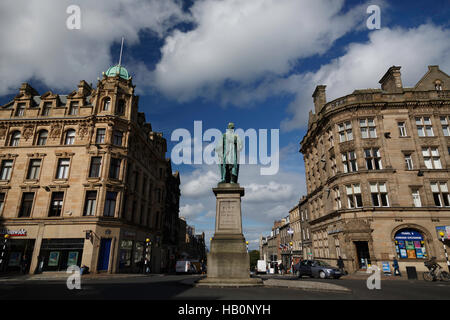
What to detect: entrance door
<box><xmin>354</xmin><ymin>241</ymin><xmax>371</xmax><ymax>269</ymax></box>
<box><xmin>97</xmin><ymin>238</ymin><xmax>111</xmax><ymax>271</ymax></box>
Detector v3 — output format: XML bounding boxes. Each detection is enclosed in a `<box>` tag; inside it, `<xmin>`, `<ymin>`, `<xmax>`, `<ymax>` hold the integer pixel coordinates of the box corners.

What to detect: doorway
<box><xmin>354</xmin><ymin>241</ymin><xmax>371</xmax><ymax>269</ymax></box>
<box><xmin>97</xmin><ymin>238</ymin><xmax>111</xmax><ymax>271</ymax></box>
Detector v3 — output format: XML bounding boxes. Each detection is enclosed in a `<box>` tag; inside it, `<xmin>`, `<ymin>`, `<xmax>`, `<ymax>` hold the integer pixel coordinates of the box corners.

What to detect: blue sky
<box><xmin>1</xmin><ymin>0</ymin><xmax>449</xmax><ymax>249</ymax></box>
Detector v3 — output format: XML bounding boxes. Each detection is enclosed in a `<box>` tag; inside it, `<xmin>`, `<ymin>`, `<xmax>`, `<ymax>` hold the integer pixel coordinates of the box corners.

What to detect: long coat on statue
<box><xmin>216</xmin><ymin>128</ymin><xmax>243</xmax><ymax>183</ymax></box>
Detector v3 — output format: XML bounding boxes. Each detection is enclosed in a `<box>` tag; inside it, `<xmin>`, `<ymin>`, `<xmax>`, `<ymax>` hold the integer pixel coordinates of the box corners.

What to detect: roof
<box><xmin>105</xmin><ymin>65</ymin><xmax>131</xmax><ymax>80</ymax></box>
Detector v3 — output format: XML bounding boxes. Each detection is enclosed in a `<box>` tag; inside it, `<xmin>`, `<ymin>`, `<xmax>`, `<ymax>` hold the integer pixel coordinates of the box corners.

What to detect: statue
<box><xmin>216</xmin><ymin>122</ymin><xmax>243</xmax><ymax>184</ymax></box>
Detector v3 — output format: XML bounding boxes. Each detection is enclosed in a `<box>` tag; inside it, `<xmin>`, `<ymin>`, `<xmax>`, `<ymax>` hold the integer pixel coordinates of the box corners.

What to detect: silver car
<box><xmin>294</xmin><ymin>260</ymin><xmax>342</xmax><ymax>279</ymax></box>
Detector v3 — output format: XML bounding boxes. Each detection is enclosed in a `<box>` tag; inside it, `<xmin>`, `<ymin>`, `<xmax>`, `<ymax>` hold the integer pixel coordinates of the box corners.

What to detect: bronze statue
<box><xmin>216</xmin><ymin>122</ymin><xmax>243</xmax><ymax>184</ymax></box>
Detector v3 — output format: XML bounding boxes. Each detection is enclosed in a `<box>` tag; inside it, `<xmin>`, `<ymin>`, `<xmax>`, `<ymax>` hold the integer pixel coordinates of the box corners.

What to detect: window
<box><xmin>89</xmin><ymin>157</ymin><xmax>102</xmax><ymax>178</ymax></box>
<box><xmin>37</xmin><ymin>130</ymin><xmax>48</xmax><ymax>145</ymax></box>
<box><xmin>333</xmin><ymin>187</ymin><xmax>342</xmax><ymax>210</ymax></box>
<box><xmin>96</xmin><ymin>128</ymin><xmax>106</xmax><ymax>144</ymax></box>
<box><xmin>56</xmin><ymin>158</ymin><xmax>70</xmax><ymax>179</ymax></box>
<box><xmin>412</xmin><ymin>189</ymin><xmax>422</xmax><ymax>207</ymax></box>
<box><xmin>19</xmin><ymin>192</ymin><xmax>34</xmax><ymax>217</ymax></box>
<box><xmin>0</xmin><ymin>193</ymin><xmax>5</xmax><ymax>214</ymax></box>
<box><xmin>364</xmin><ymin>148</ymin><xmax>382</xmax><ymax>170</ymax></box>
<box><xmin>440</xmin><ymin>117</ymin><xmax>450</xmax><ymax>136</ymax></box>
<box><xmin>113</xmin><ymin>130</ymin><xmax>123</xmax><ymax>146</ymax></box>
<box><xmin>435</xmin><ymin>81</ymin><xmax>443</xmax><ymax>91</ymax></box>
<box><xmin>109</xmin><ymin>158</ymin><xmax>121</xmax><ymax>179</ymax></box>
<box><xmin>342</xmin><ymin>151</ymin><xmax>357</xmax><ymax>173</ymax></box>
<box><xmin>394</xmin><ymin>229</ymin><xmax>427</xmax><ymax>259</ymax></box>
<box><xmin>10</xmin><ymin>131</ymin><xmax>21</xmax><ymax>146</ymax></box>
<box><xmin>27</xmin><ymin>159</ymin><xmax>41</xmax><ymax>180</ymax></box>
<box><xmin>48</xmin><ymin>192</ymin><xmax>64</xmax><ymax>217</ymax></box>
<box><xmin>370</xmin><ymin>182</ymin><xmax>389</xmax><ymax>207</ymax></box>
<box><xmin>338</xmin><ymin>121</ymin><xmax>353</xmax><ymax>142</ymax></box>
<box><xmin>117</xmin><ymin>100</ymin><xmax>125</xmax><ymax>115</ymax></box>
<box><xmin>346</xmin><ymin>184</ymin><xmax>362</xmax><ymax>208</ymax></box>
<box><xmin>15</xmin><ymin>103</ymin><xmax>25</xmax><ymax>117</ymax></box>
<box><xmin>69</xmin><ymin>101</ymin><xmax>79</xmax><ymax>115</ymax></box>
<box><xmin>103</xmin><ymin>98</ymin><xmax>111</xmax><ymax>111</ymax></box>
<box><xmin>0</xmin><ymin>160</ymin><xmax>13</xmax><ymax>180</ymax></box>
<box><xmin>360</xmin><ymin>118</ymin><xmax>376</xmax><ymax>138</ymax></box>
<box><xmin>104</xmin><ymin>191</ymin><xmax>117</xmax><ymax>217</ymax></box>
<box><xmin>64</xmin><ymin>129</ymin><xmax>76</xmax><ymax>145</ymax></box>
<box><xmin>431</xmin><ymin>182</ymin><xmax>450</xmax><ymax>207</ymax></box>
<box><xmin>416</xmin><ymin>117</ymin><xmax>434</xmax><ymax>137</ymax></box>
<box><xmin>398</xmin><ymin>122</ymin><xmax>407</xmax><ymax>137</ymax></box>
<box><xmin>330</xmin><ymin>156</ymin><xmax>337</xmax><ymax>176</ymax></box>
<box><xmin>83</xmin><ymin>191</ymin><xmax>97</xmax><ymax>216</ymax></box>
<box><xmin>42</xmin><ymin>102</ymin><xmax>51</xmax><ymax>116</ymax></box>
<box><xmin>405</xmin><ymin>154</ymin><xmax>414</xmax><ymax>170</ymax></box>
<box><xmin>422</xmin><ymin>147</ymin><xmax>442</xmax><ymax>169</ymax></box>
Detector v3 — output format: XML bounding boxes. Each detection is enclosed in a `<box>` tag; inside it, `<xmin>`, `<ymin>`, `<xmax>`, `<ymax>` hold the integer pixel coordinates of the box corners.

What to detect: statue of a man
<box><xmin>216</xmin><ymin>122</ymin><xmax>243</xmax><ymax>184</ymax></box>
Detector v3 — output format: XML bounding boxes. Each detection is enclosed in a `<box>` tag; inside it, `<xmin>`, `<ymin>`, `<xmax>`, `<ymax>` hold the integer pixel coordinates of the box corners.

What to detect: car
<box><xmin>293</xmin><ymin>260</ymin><xmax>342</xmax><ymax>279</ymax></box>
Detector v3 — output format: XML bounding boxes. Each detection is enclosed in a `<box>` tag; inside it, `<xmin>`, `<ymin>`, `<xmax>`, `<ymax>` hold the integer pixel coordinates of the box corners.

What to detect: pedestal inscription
<box><xmin>218</xmin><ymin>200</ymin><xmax>240</xmax><ymax>231</ymax></box>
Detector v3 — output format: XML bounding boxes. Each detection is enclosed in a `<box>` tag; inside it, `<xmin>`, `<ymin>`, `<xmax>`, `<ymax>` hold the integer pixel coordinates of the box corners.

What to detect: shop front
<box><xmin>394</xmin><ymin>229</ymin><xmax>428</xmax><ymax>260</ymax></box>
<box><xmin>39</xmin><ymin>238</ymin><xmax>84</xmax><ymax>272</ymax></box>
<box><xmin>118</xmin><ymin>230</ymin><xmax>146</xmax><ymax>273</ymax></box>
<box><xmin>0</xmin><ymin>228</ymin><xmax>35</xmax><ymax>274</ymax></box>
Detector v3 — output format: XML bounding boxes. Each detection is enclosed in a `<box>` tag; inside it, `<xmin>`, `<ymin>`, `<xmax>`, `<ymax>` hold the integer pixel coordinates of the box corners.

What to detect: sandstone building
<box><xmin>0</xmin><ymin>64</ymin><xmax>180</xmax><ymax>274</ymax></box>
<box><xmin>299</xmin><ymin>65</ymin><xmax>450</xmax><ymax>273</ymax></box>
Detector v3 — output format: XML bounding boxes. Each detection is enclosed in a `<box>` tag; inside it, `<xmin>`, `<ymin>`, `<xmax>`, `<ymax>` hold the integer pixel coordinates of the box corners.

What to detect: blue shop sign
<box><xmin>394</xmin><ymin>230</ymin><xmax>423</xmax><ymax>241</ymax></box>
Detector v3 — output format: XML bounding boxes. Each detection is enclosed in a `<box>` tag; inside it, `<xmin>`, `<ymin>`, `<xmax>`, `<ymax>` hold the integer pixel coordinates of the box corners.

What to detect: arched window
<box><xmin>394</xmin><ymin>228</ymin><xmax>427</xmax><ymax>259</ymax></box>
<box><xmin>102</xmin><ymin>97</ymin><xmax>111</xmax><ymax>111</ymax></box>
<box><xmin>37</xmin><ymin>130</ymin><xmax>48</xmax><ymax>146</ymax></box>
<box><xmin>64</xmin><ymin>129</ymin><xmax>76</xmax><ymax>145</ymax></box>
<box><xmin>10</xmin><ymin>131</ymin><xmax>21</xmax><ymax>146</ymax></box>
<box><xmin>435</xmin><ymin>80</ymin><xmax>443</xmax><ymax>91</ymax></box>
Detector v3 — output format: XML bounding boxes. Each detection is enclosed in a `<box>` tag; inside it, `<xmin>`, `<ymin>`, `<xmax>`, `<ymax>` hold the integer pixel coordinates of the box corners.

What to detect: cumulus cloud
<box><xmin>154</xmin><ymin>0</ymin><xmax>370</xmax><ymax>101</ymax></box>
<box><xmin>280</xmin><ymin>23</ymin><xmax>450</xmax><ymax>130</ymax></box>
<box><xmin>181</xmin><ymin>169</ymin><xmax>220</xmax><ymax>198</ymax></box>
<box><xmin>180</xmin><ymin>202</ymin><xmax>205</xmax><ymax>218</ymax></box>
<box><xmin>0</xmin><ymin>0</ymin><xmax>188</xmax><ymax>95</ymax></box>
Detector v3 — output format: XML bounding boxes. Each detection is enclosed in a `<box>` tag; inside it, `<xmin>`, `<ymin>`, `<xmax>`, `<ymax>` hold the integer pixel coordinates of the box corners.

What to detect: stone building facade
<box><xmin>299</xmin><ymin>65</ymin><xmax>450</xmax><ymax>273</ymax></box>
<box><xmin>0</xmin><ymin>64</ymin><xmax>180</xmax><ymax>274</ymax></box>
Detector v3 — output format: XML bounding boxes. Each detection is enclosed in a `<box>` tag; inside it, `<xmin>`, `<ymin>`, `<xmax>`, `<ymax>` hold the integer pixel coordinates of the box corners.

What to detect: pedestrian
<box><xmin>279</xmin><ymin>262</ymin><xmax>284</xmax><ymax>275</ymax></box>
<box><xmin>21</xmin><ymin>255</ymin><xmax>28</xmax><ymax>274</ymax></box>
<box><xmin>392</xmin><ymin>257</ymin><xmax>401</xmax><ymax>276</ymax></box>
<box><xmin>337</xmin><ymin>256</ymin><xmax>345</xmax><ymax>275</ymax></box>
<box><xmin>201</xmin><ymin>260</ymin><xmax>206</xmax><ymax>275</ymax></box>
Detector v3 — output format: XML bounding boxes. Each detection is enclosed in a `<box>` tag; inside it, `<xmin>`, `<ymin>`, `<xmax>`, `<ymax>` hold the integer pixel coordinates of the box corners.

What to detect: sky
<box><xmin>0</xmin><ymin>0</ymin><xmax>449</xmax><ymax>250</ymax></box>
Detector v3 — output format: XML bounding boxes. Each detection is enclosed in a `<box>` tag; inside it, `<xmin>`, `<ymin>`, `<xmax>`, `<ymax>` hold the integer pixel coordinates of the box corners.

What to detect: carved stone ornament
<box><xmin>78</xmin><ymin>122</ymin><xmax>90</xmax><ymax>139</ymax></box>
<box><xmin>50</xmin><ymin>123</ymin><xmax>62</xmax><ymax>139</ymax></box>
<box><xmin>23</xmin><ymin>125</ymin><xmax>35</xmax><ymax>141</ymax></box>
<box><xmin>0</xmin><ymin>124</ymin><xmax>7</xmax><ymax>139</ymax></box>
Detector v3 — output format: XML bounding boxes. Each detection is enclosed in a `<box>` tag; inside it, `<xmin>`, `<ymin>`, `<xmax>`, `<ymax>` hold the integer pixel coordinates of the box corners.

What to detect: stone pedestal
<box><xmin>197</xmin><ymin>183</ymin><xmax>262</xmax><ymax>286</ymax></box>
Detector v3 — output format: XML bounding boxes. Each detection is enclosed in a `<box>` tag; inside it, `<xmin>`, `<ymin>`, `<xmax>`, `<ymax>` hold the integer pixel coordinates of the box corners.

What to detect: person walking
<box><xmin>337</xmin><ymin>256</ymin><xmax>345</xmax><ymax>275</ymax></box>
<box><xmin>392</xmin><ymin>257</ymin><xmax>401</xmax><ymax>276</ymax></box>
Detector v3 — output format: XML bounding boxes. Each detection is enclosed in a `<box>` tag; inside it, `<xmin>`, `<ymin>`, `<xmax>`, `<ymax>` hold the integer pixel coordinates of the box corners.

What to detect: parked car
<box><xmin>293</xmin><ymin>260</ymin><xmax>342</xmax><ymax>279</ymax></box>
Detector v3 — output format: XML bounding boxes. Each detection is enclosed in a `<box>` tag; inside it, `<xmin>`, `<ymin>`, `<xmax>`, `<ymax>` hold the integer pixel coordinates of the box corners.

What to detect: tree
<box><xmin>249</xmin><ymin>250</ymin><xmax>260</xmax><ymax>271</ymax></box>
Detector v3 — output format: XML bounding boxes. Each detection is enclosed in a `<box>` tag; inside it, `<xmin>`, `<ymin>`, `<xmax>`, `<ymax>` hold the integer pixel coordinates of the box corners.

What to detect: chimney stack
<box><xmin>312</xmin><ymin>85</ymin><xmax>327</xmax><ymax>114</ymax></box>
<box><xmin>379</xmin><ymin>66</ymin><xmax>403</xmax><ymax>93</ymax></box>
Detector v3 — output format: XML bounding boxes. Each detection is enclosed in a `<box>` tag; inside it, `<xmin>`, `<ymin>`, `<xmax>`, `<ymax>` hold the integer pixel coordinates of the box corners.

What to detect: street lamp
<box><xmin>439</xmin><ymin>231</ymin><xmax>450</xmax><ymax>272</ymax></box>
<box><xmin>246</xmin><ymin>241</ymin><xmax>249</xmax><ymax>253</ymax></box>
<box><xmin>144</xmin><ymin>238</ymin><xmax>151</xmax><ymax>274</ymax></box>
<box><xmin>0</xmin><ymin>234</ymin><xmax>10</xmax><ymax>271</ymax></box>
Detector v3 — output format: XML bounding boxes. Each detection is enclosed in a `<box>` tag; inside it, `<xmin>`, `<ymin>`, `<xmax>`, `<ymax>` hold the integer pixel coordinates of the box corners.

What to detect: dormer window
<box><xmin>102</xmin><ymin>97</ymin><xmax>111</xmax><ymax>111</ymax></box>
<box><xmin>69</xmin><ymin>101</ymin><xmax>79</xmax><ymax>115</ymax></box>
<box><xmin>42</xmin><ymin>102</ymin><xmax>51</xmax><ymax>116</ymax></box>
<box><xmin>435</xmin><ymin>80</ymin><xmax>443</xmax><ymax>91</ymax></box>
<box><xmin>15</xmin><ymin>103</ymin><xmax>25</xmax><ymax>117</ymax></box>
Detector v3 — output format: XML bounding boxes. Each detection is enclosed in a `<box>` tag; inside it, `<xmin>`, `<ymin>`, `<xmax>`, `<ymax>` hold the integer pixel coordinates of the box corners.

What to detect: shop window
<box><xmin>394</xmin><ymin>229</ymin><xmax>427</xmax><ymax>259</ymax></box>
<box><xmin>48</xmin><ymin>192</ymin><xmax>64</xmax><ymax>217</ymax></box>
<box><xmin>19</xmin><ymin>192</ymin><xmax>35</xmax><ymax>217</ymax></box>
<box><xmin>119</xmin><ymin>240</ymin><xmax>133</xmax><ymax>268</ymax></box>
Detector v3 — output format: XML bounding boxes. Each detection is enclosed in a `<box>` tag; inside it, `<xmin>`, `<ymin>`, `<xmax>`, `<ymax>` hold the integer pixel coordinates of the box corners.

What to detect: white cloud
<box><xmin>180</xmin><ymin>202</ymin><xmax>205</xmax><ymax>218</ymax></box>
<box><xmin>154</xmin><ymin>0</ymin><xmax>369</xmax><ymax>101</ymax></box>
<box><xmin>0</xmin><ymin>0</ymin><xmax>188</xmax><ymax>95</ymax></box>
<box><xmin>181</xmin><ymin>169</ymin><xmax>220</xmax><ymax>198</ymax></box>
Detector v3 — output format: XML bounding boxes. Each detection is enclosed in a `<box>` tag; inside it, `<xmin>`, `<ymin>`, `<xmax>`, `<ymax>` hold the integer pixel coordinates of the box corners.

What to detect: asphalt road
<box><xmin>1</xmin><ymin>274</ymin><xmax>450</xmax><ymax>300</ymax></box>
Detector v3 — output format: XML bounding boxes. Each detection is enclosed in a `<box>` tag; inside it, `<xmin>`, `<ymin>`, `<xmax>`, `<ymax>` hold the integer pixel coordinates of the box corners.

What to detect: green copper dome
<box><xmin>105</xmin><ymin>65</ymin><xmax>130</xmax><ymax>80</ymax></box>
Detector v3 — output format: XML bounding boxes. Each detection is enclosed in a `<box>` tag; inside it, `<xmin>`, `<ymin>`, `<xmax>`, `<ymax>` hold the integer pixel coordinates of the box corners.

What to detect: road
<box><xmin>1</xmin><ymin>274</ymin><xmax>450</xmax><ymax>300</ymax></box>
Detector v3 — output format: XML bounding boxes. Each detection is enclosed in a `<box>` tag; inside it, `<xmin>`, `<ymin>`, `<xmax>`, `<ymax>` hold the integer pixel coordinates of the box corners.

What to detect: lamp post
<box><xmin>246</xmin><ymin>241</ymin><xmax>249</xmax><ymax>253</ymax></box>
<box><xmin>289</xmin><ymin>241</ymin><xmax>293</xmax><ymax>274</ymax></box>
<box><xmin>0</xmin><ymin>234</ymin><xmax>10</xmax><ymax>272</ymax></box>
<box><xmin>144</xmin><ymin>238</ymin><xmax>151</xmax><ymax>274</ymax></box>
<box><xmin>439</xmin><ymin>231</ymin><xmax>450</xmax><ymax>272</ymax></box>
